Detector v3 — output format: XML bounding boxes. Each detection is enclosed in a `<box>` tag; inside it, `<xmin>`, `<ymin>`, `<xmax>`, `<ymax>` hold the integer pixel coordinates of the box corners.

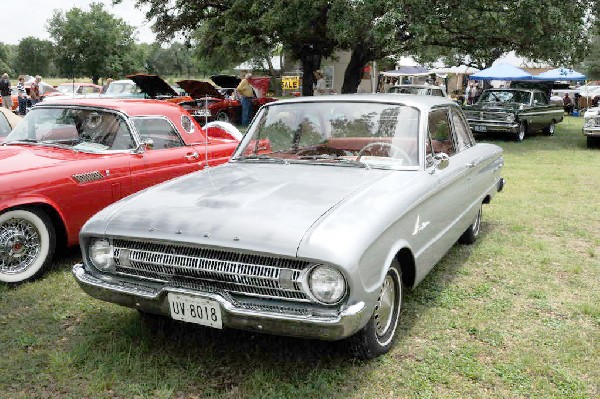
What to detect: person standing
<box><xmin>16</xmin><ymin>75</ymin><xmax>27</xmax><ymax>115</ymax></box>
<box><xmin>30</xmin><ymin>75</ymin><xmax>42</xmax><ymax>106</ymax></box>
<box><xmin>102</xmin><ymin>78</ymin><xmax>113</xmax><ymax>93</ymax></box>
<box><xmin>0</xmin><ymin>73</ymin><xmax>12</xmax><ymax>110</ymax></box>
<box><xmin>313</xmin><ymin>70</ymin><xmax>327</xmax><ymax>95</ymax></box>
<box><xmin>236</xmin><ymin>72</ymin><xmax>254</xmax><ymax>126</ymax></box>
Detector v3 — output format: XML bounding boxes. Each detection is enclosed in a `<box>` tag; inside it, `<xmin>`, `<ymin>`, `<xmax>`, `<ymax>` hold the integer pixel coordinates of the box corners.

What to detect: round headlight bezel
<box><xmin>584</xmin><ymin>118</ymin><xmax>595</xmax><ymax>128</ymax></box>
<box><xmin>88</xmin><ymin>238</ymin><xmax>115</xmax><ymax>272</ymax></box>
<box><xmin>505</xmin><ymin>113</ymin><xmax>515</xmax><ymax>123</ymax></box>
<box><xmin>303</xmin><ymin>264</ymin><xmax>347</xmax><ymax>305</ymax></box>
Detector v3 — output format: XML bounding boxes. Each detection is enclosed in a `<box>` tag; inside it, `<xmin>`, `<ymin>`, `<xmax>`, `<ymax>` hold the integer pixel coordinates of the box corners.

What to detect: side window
<box><xmin>427</xmin><ymin>108</ymin><xmax>456</xmax><ymax>157</ymax></box>
<box><xmin>451</xmin><ymin>108</ymin><xmax>474</xmax><ymax>152</ymax></box>
<box><xmin>132</xmin><ymin>117</ymin><xmax>184</xmax><ymax>150</ymax></box>
<box><xmin>534</xmin><ymin>92</ymin><xmax>547</xmax><ymax>105</ymax></box>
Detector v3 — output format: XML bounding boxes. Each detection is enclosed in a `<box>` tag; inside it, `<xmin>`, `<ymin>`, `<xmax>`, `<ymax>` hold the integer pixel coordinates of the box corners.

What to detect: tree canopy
<box><xmin>47</xmin><ymin>2</ymin><xmax>137</xmax><ymax>83</ymax></box>
<box><xmin>15</xmin><ymin>37</ymin><xmax>55</xmax><ymax>77</ymax></box>
<box><xmin>122</xmin><ymin>0</ymin><xmax>597</xmax><ymax>93</ymax></box>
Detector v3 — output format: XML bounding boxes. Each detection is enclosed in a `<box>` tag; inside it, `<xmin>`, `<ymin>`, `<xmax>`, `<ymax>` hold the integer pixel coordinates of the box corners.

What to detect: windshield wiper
<box><xmin>298</xmin><ymin>155</ymin><xmax>371</xmax><ymax>169</ymax></box>
<box><xmin>234</xmin><ymin>154</ymin><xmax>289</xmax><ymax>164</ymax></box>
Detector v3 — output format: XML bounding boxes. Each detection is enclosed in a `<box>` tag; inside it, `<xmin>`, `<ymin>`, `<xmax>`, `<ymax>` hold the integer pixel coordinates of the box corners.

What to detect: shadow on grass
<box><xmin>46</xmin><ymin>232</ymin><xmax>482</xmax><ymax>397</ymax></box>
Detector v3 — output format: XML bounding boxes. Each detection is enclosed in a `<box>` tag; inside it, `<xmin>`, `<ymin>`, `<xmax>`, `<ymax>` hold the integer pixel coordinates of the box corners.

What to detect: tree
<box><xmin>0</xmin><ymin>43</ymin><xmax>14</xmax><ymax>75</ymax></box>
<box><xmin>15</xmin><ymin>37</ymin><xmax>55</xmax><ymax>77</ymax></box>
<box><xmin>580</xmin><ymin>21</ymin><xmax>600</xmax><ymax>80</ymax></box>
<box><xmin>47</xmin><ymin>2</ymin><xmax>136</xmax><ymax>83</ymax></box>
<box><xmin>123</xmin><ymin>0</ymin><xmax>597</xmax><ymax>93</ymax></box>
<box><xmin>406</xmin><ymin>0</ymin><xmax>597</xmax><ymax>69</ymax></box>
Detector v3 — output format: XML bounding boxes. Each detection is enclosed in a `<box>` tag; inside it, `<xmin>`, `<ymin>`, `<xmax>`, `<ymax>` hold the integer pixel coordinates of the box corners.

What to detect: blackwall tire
<box><xmin>543</xmin><ymin>121</ymin><xmax>555</xmax><ymax>136</ymax></box>
<box><xmin>348</xmin><ymin>262</ymin><xmax>404</xmax><ymax>360</ymax></box>
<box><xmin>0</xmin><ymin>208</ymin><xmax>56</xmax><ymax>283</ymax></box>
<box><xmin>516</xmin><ymin>122</ymin><xmax>526</xmax><ymax>142</ymax></box>
<box><xmin>459</xmin><ymin>205</ymin><xmax>482</xmax><ymax>245</ymax></box>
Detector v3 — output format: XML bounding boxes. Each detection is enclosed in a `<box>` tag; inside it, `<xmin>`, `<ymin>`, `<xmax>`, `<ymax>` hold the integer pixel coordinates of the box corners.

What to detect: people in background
<box><xmin>236</xmin><ymin>72</ymin><xmax>254</xmax><ymax>126</ymax></box>
<box><xmin>102</xmin><ymin>78</ymin><xmax>113</xmax><ymax>93</ymax></box>
<box><xmin>563</xmin><ymin>93</ymin><xmax>574</xmax><ymax>115</ymax></box>
<box><xmin>16</xmin><ymin>75</ymin><xmax>27</xmax><ymax>115</ymax></box>
<box><xmin>30</xmin><ymin>76</ymin><xmax>42</xmax><ymax>106</ymax></box>
<box><xmin>313</xmin><ymin>70</ymin><xmax>328</xmax><ymax>95</ymax></box>
<box><xmin>0</xmin><ymin>73</ymin><xmax>12</xmax><ymax>110</ymax></box>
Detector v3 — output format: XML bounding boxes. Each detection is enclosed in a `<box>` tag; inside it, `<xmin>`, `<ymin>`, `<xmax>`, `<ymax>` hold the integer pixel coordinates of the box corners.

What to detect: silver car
<box><xmin>73</xmin><ymin>94</ymin><xmax>505</xmax><ymax>359</ymax></box>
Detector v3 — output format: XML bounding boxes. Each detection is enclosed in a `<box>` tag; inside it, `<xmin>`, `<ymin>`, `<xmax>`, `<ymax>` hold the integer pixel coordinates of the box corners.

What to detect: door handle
<box><xmin>185</xmin><ymin>152</ymin><xmax>199</xmax><ymax>160</ymax></box>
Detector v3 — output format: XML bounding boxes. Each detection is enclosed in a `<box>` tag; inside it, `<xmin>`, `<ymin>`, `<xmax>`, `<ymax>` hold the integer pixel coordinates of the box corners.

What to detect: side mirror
<box><xmin>133</xmin><ymin>138</ymin><xmax>153</xmax><ymax>154</ymax></box>
<box><xmin>433</xmin><ymin>152</ymin><xmax>450</xmax><ymax>170</ymax></box>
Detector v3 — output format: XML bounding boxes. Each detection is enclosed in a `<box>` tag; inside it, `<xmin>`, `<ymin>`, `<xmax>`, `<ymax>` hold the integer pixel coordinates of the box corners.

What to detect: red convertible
<box><xmin>0</xmin><ymin>98</ymin><xmax>241</xmax><ymax>283</ymax></box>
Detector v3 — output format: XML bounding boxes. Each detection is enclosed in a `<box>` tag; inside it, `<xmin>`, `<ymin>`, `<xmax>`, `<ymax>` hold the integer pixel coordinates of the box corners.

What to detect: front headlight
<box><xmin>89</xmin><ymin>238</ymin><xmax>115</xmax><ymax>272</ymax></box>
<box><xmin>584</xmin><ymin>118</ymin><xmax>596</xmax><ymax>128</ymax></box>
<box><xmin>505</xmin><ymin>113</ymin><xmax>515</xmax><ymax>123</ymax></box>
<box><xmin>308</xmin><ymin>265</ymin><xmax>346</xmax><ymax>304</ymax></box>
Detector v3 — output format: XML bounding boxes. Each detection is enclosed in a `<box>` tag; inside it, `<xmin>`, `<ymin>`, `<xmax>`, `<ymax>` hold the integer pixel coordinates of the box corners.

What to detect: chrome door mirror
<box><xmin>133</xmin><ymin>138</ymin><xmax>154</xmax><ymax>154</ymax></box>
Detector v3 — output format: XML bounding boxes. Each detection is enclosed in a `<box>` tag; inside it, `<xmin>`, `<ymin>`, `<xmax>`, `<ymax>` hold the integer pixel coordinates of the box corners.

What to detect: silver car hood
<box><xmin>95</xmin><ymin>163</ymin><xmax>393</xmax><ymax>257</ymax></box>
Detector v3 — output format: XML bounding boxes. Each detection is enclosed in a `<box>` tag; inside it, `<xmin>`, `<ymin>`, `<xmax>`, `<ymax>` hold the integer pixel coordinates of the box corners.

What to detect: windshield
<box><xmin>389</xmin><ymin>86</ymin><xmax>430</xmax><ymax>95</ymax></box>
<box><xmin>56</xmin><ymin>84</ymin><xmax>78</xmax><ymax>94</ymax></box>
<box><xmin>478</xmin><ymin>90</ymin><xmax>531</xmax><ymax>105</ymax></box>
<box><xmin>233</xmin><ymin>101</ymin><xmax>421</xmax><ymax>169</ymax></box>
<box><xmin>3</xmin><ymin>107</ymin><xmax>135</xmax><ymax>152</ymax></box>
<box><xmin>105</xmin><ymin>81</ymin><xmax>143</xmax><ymax>96</ymax></box>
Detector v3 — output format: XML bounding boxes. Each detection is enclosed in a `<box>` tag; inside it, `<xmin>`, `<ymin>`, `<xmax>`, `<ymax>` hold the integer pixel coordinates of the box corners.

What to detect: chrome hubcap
<box><xmin>0</xmin><ymin>218</ymin><xmax>41</xmax><ymax>274</ymax></box>
<box><xmin>374</xmin><ymin>275</ymin><xmax>396</xmax><ymax>337</ymax></box>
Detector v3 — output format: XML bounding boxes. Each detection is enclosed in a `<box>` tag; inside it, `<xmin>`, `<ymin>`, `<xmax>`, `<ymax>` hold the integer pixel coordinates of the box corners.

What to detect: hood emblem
<box><xmin>412</xmin><ymin>215</ymin><xmax>430</xmax><ymax>236</ymax></box>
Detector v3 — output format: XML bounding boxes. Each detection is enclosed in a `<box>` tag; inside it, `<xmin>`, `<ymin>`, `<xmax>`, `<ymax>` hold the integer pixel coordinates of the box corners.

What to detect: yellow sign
<box><xmin>282</xmin><ymin>76</ymin><xmax>300</xmax><ymax>90</ymax></box>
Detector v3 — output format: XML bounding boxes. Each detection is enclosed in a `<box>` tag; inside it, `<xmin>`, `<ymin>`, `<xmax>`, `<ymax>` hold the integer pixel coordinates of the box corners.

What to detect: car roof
<box><xmin>32</xmin><ymin>98</ymin><xmax>185</xmax><ymax>117</ymax></box>
<box><xmin>267</xmin><ymin>93</ymin><xmax>456</xmax><ymax>110</ymax></box>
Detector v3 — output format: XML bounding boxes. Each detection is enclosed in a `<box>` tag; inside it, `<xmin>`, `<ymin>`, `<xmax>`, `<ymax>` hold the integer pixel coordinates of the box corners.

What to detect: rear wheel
<box><xmin>0</xmin><ymin>208</ymin><xmax>56</xmax><ymax>283</ymax></box>
<box><xmin>348</xmin><ymin>262</ymin><xmax>404</xmax><ymax>359</ymax></box>
<box><xmin>459</xmin><ymin>205</ymin><xmax>482</xmax><ymax>245</ymax></box>
<box><xmin>543</xmin><ymin>121</ymin><xmax>555</xmax><ymax>135</ymax></box>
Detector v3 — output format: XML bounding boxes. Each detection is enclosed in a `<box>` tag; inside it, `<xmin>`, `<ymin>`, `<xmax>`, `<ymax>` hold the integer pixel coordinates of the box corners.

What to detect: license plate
<box><xmin>473</xmin><ymin>125</ymin><xmax>487</xmax><ymax>132</ymax></box>
<box><xmin>167</xmin><ymin>293</ymin><xmax>223</xmax><ymax>329</ymax></box>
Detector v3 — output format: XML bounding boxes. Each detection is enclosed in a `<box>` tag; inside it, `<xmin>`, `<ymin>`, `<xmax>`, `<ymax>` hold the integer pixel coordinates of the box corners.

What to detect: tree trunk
<box><xmin>341</xmin><ymin>44</ymin><xmax>372</xmax><ymax>94</ymax></box>
<box><xmin>300</xmin><ymin>45</ymin><xmax>321</xmax><ymax>96</ymax></box>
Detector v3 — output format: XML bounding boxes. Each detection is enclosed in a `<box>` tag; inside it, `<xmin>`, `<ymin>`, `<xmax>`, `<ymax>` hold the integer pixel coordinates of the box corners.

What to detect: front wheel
<box><xmin>515</xmin><ymin>121</ymin><xmax>526</xmax><ymax>142</ymax></box>
<box><xmin>459</xmin><ymin>205</ymin><xmax>482</xmax><ymax>245</ymax></box>
<box><xmin>348</xmin><ymin>263</ymin><xmax>404</xmax><ymax>359</ymax></box>
<box><xmin>0</xmin><ymin>208</ymin><xmax>56</xmax><ymax>283</ymax></box>
<box><xmin>216</xmin><ymin>111</ymin><xmax>230</xmax><ymax>123</ymax></box>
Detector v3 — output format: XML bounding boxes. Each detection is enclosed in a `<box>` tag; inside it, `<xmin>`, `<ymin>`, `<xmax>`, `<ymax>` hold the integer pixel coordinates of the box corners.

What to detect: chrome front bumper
<box><xmin>583</xmin><ymin>127</ymin><xmax>600</xmax><ymax>138</ymax></box>
<box><xmin>468</xmin><ymin>121</ymin><xmax>519</xmax><ymax>134</ymax></box>
<box><xmin>72</xmin><ymin>264</ymin><xmax>368</xmax><ymax>341</ymax></box>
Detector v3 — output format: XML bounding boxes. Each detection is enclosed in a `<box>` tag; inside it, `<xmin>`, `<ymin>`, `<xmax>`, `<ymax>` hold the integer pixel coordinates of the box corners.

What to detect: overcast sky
<box><xmin>3</xmin><ymin>0</ymin><xmax>156</xmax><ymax>45</ymax></box>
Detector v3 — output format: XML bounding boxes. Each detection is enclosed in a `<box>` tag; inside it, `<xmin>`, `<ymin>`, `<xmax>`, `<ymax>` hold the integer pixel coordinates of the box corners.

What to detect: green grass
<box><xmin>1</xmin><ymin>116</ymin><xmax>599</xmax><ymax>399</ymax></box>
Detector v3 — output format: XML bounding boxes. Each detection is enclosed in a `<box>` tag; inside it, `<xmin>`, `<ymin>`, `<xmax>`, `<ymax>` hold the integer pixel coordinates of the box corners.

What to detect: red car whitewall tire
<box><xmin>0</xmin><ymin>209</ymin><xmax>56</xmax><ymax>283</ymax></box>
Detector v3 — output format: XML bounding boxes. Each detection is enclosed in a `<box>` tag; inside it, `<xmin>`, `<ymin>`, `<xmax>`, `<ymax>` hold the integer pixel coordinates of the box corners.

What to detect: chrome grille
<box><xmin>465</xmin><ymin>111</ymin><xmax>509</xmax><ymax>122</ymax></box>
<box><xmin>112</xmin><ymin>239</ymin><xmax>309</xmax><ymax>302</ymax></box>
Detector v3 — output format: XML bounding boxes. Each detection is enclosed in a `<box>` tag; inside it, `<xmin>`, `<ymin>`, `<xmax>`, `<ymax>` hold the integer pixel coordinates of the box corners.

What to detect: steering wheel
<box><xmin>355</xmin><ymin>141</ymin><xmax>412</xmax><ymax>164</ymax></box>
<box><xmin>296</xmin><ymin>145</ymin><xmax>347</xmax><ymax>157</ymax></box>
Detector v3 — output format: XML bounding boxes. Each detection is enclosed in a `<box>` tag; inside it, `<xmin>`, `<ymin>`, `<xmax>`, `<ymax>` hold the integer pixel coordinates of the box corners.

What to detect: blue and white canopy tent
<box><xmin>533</xmin><ymin>68</ymin><xmax>586</xmax><ymax>81</ymax></box>
<box><xmin>469</xmin><ymin>63</ymin><xmax>533</xmax><ymax>80</ymax></box>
